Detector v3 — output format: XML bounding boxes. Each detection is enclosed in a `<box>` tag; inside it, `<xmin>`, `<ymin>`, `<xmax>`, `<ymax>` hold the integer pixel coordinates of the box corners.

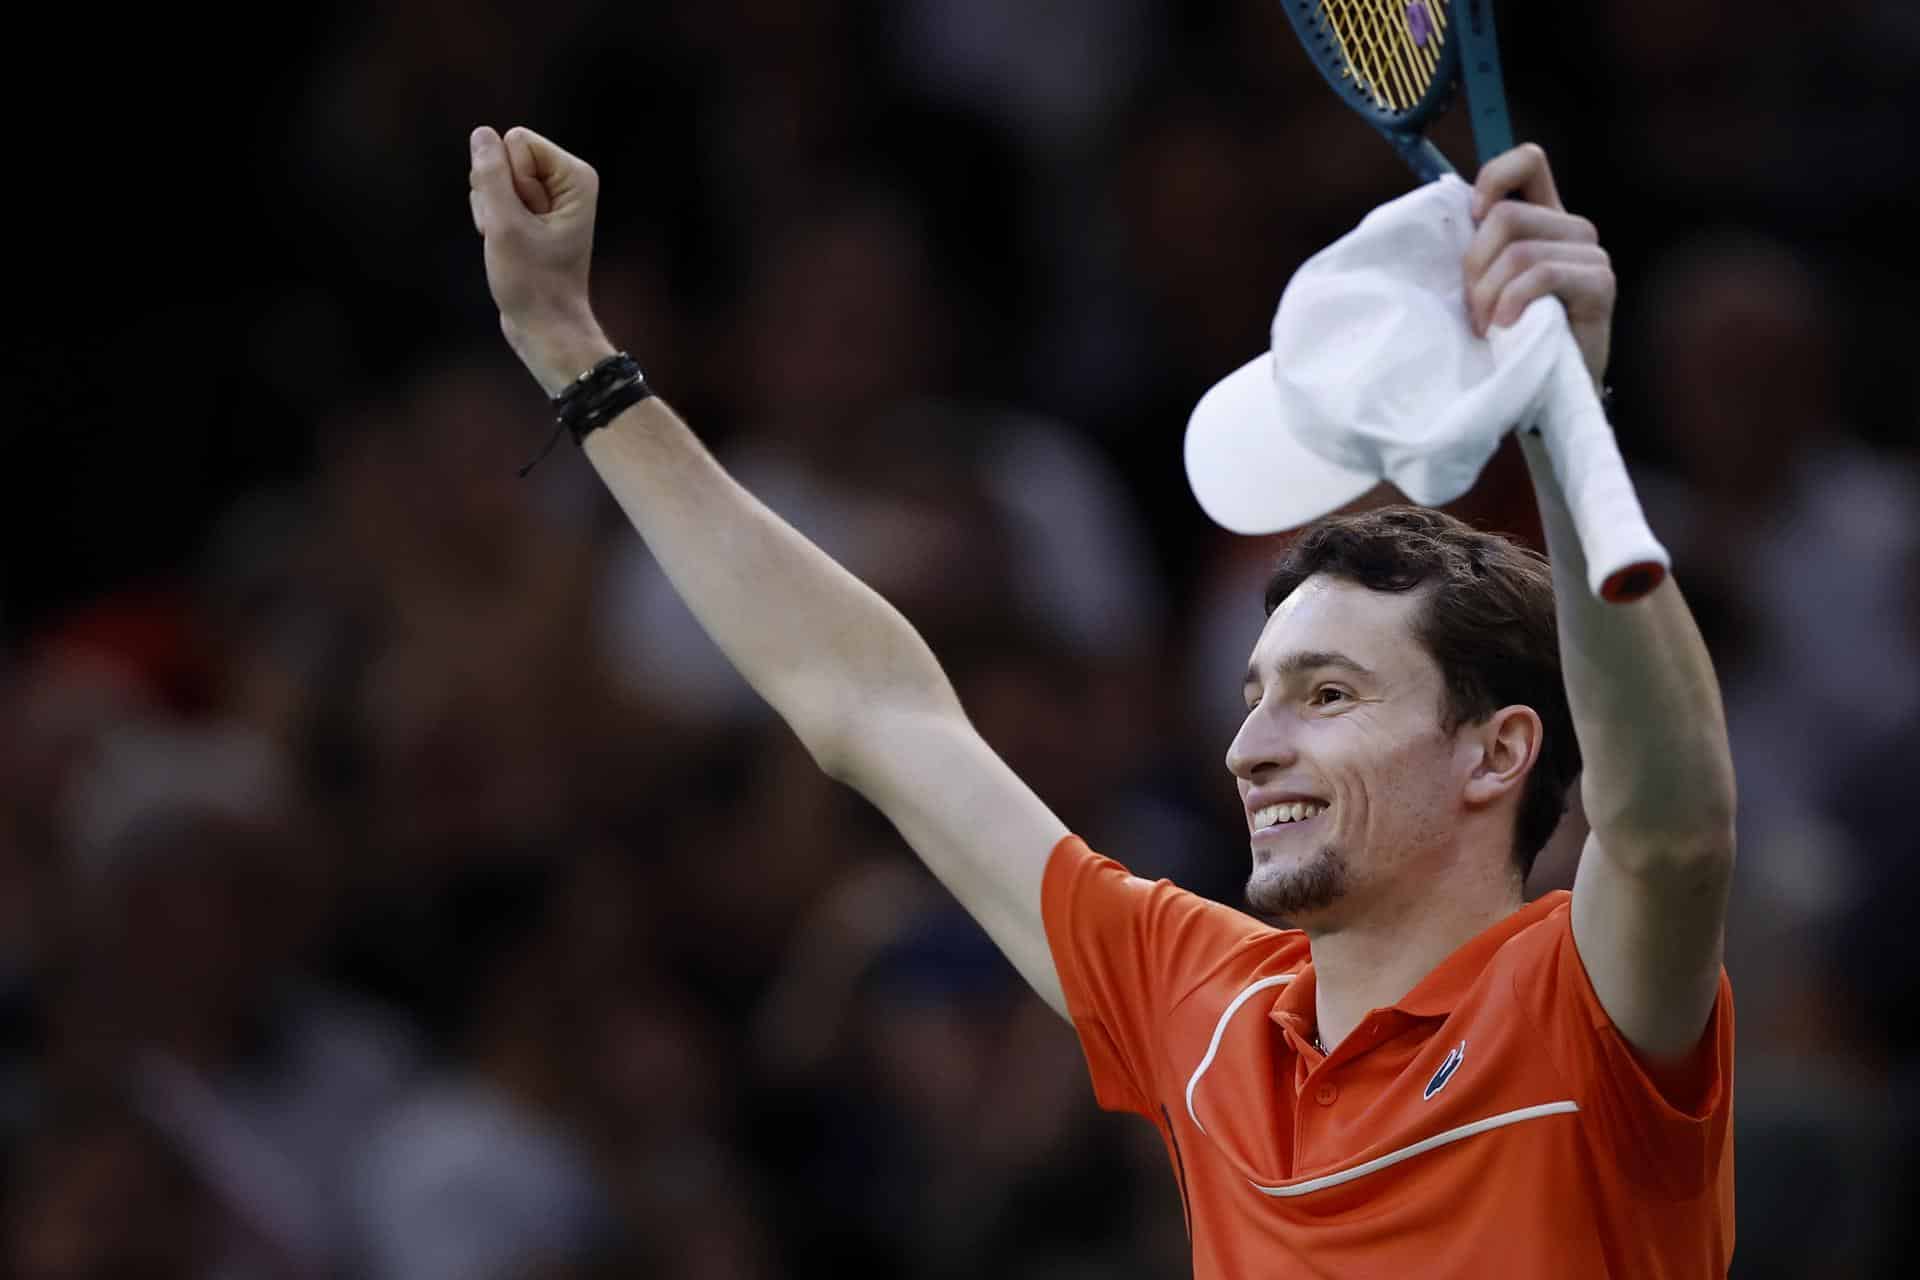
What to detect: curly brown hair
<box><xmin>1263</xmin><ymin>506</ymin><xmax>1579</xmax><ymax>880</ymax></box>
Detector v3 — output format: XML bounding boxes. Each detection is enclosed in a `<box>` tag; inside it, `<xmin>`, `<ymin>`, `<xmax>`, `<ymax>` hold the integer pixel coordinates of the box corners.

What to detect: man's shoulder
<box><xmin>1054</xmin><ymin>836</ymin><xmax>1293</xmax><ymax>946</ymax></box>
<box><xmin>1512</xmin><ymin>887</ymin><xmax>1573</xmax><ymax>935</ymax></box>
<box><xmin>1486</xmin><ymin>888</ymin><xmax>1734</xmax><ymax>1029</ymax></box>
<box><xmin>1482</xmin><ymin>890</ymin><xmax>1575</xmax><ymax>986</ymax></box>
<box><xmin>1163</xmin><ymin>912</ymin><xmax>1312</xmax><ymax>1012</ymax></box>
<box><xmin>1050</xmin><ymin>835</ymin><xmax>1318</xmax><ymax>1004</ymax></box>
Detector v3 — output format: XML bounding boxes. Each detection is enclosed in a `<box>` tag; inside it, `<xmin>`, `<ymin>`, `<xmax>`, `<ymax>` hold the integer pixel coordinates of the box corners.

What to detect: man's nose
<box><xmin>1226</xmin><ymin>708</ymin><xmax>1298</xmax><ymax>781</ymax></box>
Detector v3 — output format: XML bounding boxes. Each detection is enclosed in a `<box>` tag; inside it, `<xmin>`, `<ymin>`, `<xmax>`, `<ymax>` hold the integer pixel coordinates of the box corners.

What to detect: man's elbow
<box><xmin>1588</xmin><ymin>772</ymin><xmax>1738</xmax><ymax>876</ymax></box>
<box><xmin>797</xmin><ymin>702</ymin><xmax>871</xmax><ymax>785</ymax></box>
<box><xmin>806</xmin><ymin>691</ymin><xmax>969</xmax><ymax>791</ymax></box>
<box><xmin>1592</xmin><ymin>821</ymin><xmax>1736</xmax><ymax>888</ymax></box>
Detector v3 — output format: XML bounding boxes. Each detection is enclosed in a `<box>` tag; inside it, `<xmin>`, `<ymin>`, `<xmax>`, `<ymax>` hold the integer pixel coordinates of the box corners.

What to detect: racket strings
<box><xmin>1317</xmin><ymin>0</ymin><xmax>1448</xmax><ymax>112</ymax></box>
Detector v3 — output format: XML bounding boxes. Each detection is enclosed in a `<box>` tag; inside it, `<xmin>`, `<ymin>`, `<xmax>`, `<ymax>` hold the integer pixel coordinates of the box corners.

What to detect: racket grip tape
<box><xmin>1533</xmin><ymin>334</ymin><xmax>1670</xmax><ymax>603</ymax></box>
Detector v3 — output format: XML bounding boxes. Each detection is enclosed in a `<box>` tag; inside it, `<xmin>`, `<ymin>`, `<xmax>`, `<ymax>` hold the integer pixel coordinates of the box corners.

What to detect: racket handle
<box><xmin>1532</xmin><ymin>327</ymin><xmax>1670</xmax><ymax>603</ymax></box>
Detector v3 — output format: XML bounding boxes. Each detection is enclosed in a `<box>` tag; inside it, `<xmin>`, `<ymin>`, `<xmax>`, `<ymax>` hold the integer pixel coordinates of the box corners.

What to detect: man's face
<box><xmin>1228</xmin><ymin>574</ymin><xmax>1468</xmax><ymax>929</ymax></box>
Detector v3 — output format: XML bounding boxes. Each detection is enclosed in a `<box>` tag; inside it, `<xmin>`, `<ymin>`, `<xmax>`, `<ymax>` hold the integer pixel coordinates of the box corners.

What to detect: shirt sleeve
<box><xmin>1041</xmin><ymin>834</ymin><xmax>1278</xmax><ymax>1116</ymax></box>
<box><xmin>1516</xmin><ymin>900</ymin><xmax>1735</xmax><ymax>1200</ymax></box>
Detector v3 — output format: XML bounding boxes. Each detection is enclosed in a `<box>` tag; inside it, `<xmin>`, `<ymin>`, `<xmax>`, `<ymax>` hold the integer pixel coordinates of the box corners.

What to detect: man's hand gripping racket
<box><xmin>1279</xmin><ymin>0</ymin><xmax>1668</xmax><ymax>602</ymax></box>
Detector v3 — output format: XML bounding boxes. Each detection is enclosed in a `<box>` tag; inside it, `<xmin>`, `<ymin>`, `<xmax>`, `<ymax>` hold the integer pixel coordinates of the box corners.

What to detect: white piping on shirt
<box><xmin>1247</xmin><ymin>1100</ymin><xmax>1582</xmax><ymax>1197</ymax></box>
<box><xmin>1184</xmin><ymin>974</ymin><xmax>1296</xmax><ymax>1133</ymax></box>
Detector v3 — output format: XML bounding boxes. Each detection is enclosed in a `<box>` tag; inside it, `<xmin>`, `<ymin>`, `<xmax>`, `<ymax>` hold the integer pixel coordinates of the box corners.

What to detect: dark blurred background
<box><xmin>3</xmin><ymin>1</ymin><xmax>1917</xmax><ymax>1276</ymax></box>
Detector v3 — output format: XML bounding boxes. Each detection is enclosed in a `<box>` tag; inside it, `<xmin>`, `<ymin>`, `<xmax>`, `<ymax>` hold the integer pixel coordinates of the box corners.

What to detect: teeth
<box><xmin>1254</xmin><ymin>800</ymin><xmax>1328</xmax><ymax>829</ymax></box>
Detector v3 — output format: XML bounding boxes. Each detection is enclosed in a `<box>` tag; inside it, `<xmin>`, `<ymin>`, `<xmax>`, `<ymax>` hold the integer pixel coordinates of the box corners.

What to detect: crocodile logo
<box><xmin>1424</xmin><ymin>1040</ymin><xmax>1466</xmax><ymax>1100</ymax></box>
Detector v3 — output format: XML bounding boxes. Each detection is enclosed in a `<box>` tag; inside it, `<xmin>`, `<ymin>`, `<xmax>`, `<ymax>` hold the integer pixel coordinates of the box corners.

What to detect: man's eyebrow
<box><xmin>1243</xmin><ymin>650</ymin><xmax>1376</xmax><ymax>689</ymax></box>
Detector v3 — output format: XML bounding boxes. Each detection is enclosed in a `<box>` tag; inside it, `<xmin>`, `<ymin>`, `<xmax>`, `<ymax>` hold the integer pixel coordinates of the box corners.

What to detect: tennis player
<box><xmin>469</xmin><ymin>125</ymin><xmax>1734</xmax><ymax>1277</ymax></box>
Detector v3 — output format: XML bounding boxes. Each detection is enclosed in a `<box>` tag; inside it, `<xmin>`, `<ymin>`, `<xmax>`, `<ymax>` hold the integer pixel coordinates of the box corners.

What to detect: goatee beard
<box><xmin>1247</xmin><ymin>844</ymin><xmax>1351</xmax><ymax>923</ymax></box>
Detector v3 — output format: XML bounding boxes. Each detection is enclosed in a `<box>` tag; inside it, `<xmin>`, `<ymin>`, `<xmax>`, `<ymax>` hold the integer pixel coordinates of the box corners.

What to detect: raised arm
<box><xmin>468</xmin><ymin>125</ymin><xmax>1070</xmax><ymax>1013</ymax></box>
<box><xmin>1464</xmin><ymin>145</ymin><xmax>1737</xmax><ymax>1063</ymax></box>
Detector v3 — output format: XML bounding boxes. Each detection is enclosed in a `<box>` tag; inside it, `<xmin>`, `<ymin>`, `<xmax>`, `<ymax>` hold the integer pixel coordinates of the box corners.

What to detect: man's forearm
<box><xmin>1520</xmin><ymin>432</ymin><xmax>1737</xmax><ymax>865</ymax></box>
<box><xmin>474</xmin><ymin>137</ymin><xmax>1070</xmax><ymax>1014</ymax></box>
<box><xmin>578</xmin><ymin>391</ymin><xmax>964</xmax><ymax>775</ymax></box>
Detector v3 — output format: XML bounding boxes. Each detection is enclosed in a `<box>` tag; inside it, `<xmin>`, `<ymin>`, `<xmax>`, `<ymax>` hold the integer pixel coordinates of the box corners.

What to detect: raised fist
<box><xmin>468</xmin><ymin>126</ymin><xmax>613</xmax><ymax>394</ymax></box>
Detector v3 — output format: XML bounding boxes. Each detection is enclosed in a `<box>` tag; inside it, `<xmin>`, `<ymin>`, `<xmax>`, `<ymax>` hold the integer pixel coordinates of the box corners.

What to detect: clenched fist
<box><xmin>1462</xmin><ymin>144</ymin><xmax>1614</xmax><ymax>390</ymax></box>
<box><xmin>469</xmin><ymin>126</ymin><xmax>615</xmax><ymax>395</ymax></box>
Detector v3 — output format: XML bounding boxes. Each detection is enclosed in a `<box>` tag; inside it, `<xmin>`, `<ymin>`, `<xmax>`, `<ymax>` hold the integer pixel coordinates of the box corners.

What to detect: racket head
<box><xmin>1277</xmin><ymin>0</ymin><xmax>1462</xmax><ymax>177</ymax></box>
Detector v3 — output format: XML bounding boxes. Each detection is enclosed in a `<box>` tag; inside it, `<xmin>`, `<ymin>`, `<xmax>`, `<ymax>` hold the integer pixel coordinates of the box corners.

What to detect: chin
<box><xmin>1246</xmin><ymin>843</ymin><xmax>1352</xmax><ymax>925</ymax></box>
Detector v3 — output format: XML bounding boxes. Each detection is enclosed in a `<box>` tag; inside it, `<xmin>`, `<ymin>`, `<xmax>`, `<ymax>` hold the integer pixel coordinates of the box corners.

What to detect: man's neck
<box><xmin>1306</xmin><ymin>873</ymin><xmax>1522</xmax><ymax>1053</ymax></box>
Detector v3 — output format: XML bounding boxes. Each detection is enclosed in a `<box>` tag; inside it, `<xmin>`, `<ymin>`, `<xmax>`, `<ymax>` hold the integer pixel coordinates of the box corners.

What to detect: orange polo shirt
<box><xmin>1042</xmin><ymin>836</ymin><xmax>1734</xmax><ymax>1278</ymax></box>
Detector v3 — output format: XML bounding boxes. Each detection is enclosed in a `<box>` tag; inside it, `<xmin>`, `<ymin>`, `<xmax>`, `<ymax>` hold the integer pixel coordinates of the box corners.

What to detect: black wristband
<box><xmin>517</xmin><ymin>352</ymin><xmax>656</xmax><ymax>478</ymax></box>
<box><xmin>553</xmin><ymin>352</ymin><xmax>653</xmax><ymax>444</ymax></box>
<box><xmin>569</xmin><ymin>374</ymin><xmax>655</xmax><ymax>442</ymax></box>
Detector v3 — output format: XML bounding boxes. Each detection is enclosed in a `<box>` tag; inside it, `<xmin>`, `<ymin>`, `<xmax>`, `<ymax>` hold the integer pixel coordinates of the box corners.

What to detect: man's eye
<box><xmin>1312</xmin><ymin>687</ymin><xmax>1348</xmax><ymax>706</ymax></box>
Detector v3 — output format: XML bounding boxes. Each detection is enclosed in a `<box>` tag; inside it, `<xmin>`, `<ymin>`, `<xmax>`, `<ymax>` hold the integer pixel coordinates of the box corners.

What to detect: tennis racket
<box><xmin>1276</xmin><ymin>0</ymin><xmax>1668</xmax><ymax>603</ymax></box>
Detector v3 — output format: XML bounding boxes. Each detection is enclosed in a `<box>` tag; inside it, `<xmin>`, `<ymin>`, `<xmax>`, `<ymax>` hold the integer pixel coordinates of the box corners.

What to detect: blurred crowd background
<box><xmin>5</xmin><ymin>0</ymin><xmax>1918</xmax><ymax>1276</ymax></box>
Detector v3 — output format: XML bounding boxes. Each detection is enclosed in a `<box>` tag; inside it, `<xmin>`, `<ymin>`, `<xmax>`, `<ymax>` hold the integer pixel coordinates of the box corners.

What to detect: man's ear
<box><xmin>1462</xmin><ymin>704</ymin><xmax>1543</xmax><ymax>808</ymax></box>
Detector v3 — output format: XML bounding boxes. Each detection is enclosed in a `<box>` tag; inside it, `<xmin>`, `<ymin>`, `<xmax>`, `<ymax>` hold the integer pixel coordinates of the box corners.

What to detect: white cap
<box><xmin>1185</xmin><ymin>175</ymin><xmax>1563</xmax><ymax>535</ymax></box>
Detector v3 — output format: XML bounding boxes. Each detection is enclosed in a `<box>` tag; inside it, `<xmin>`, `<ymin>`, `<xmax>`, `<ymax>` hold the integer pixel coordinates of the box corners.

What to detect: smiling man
<box><xmin>1046</xmin><ymin>500</ymin><xmax>1733</xmax><ymax>1276</ymax></box>
<box><xmin>469</xmin><ymin>125</ymin><xmax>1735</xmax><ymax>1277</ymax></box>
